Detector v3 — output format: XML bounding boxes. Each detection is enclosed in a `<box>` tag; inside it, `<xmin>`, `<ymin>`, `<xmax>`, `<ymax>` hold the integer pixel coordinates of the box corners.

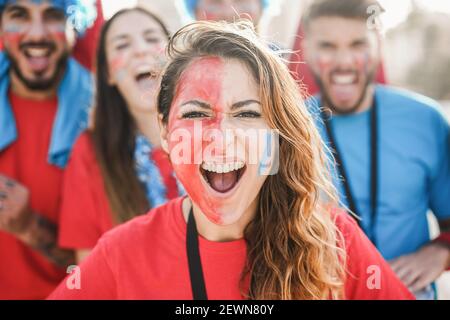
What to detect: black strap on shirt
<box><xmin>186</xmin><ymin>207</ymin><xmax>208</xmax><ymax>300</ymax></box>
<box><xmin>321</xmin><ymin>97</ymin><xmax>379</xmax><ymax>246</ymax></box>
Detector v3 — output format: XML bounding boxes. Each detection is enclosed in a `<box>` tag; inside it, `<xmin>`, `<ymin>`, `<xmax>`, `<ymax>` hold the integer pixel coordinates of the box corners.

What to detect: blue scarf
<box><xmin>0</xmin><ymin>52</ymin><xmax>93</xmax><ymax>168</ymax></box>
<box><xmin>134</xmin><ymin>134</ymin><xmax>185</xmax><ymax>208</ymax></box>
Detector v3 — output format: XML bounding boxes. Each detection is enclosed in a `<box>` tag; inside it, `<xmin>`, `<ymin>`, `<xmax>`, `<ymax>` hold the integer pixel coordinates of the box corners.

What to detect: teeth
<box><xmin>332</xmin><ymin>74</ymin><xmax>356</xmax><ymax>85</ymax></box>
<box><xmin>27</xmin><ymin>48</ymin><xmax>48</xmax><ymax>58</ymax></box>
<box><xmin>135</xmin><ymin>65</ymin><xmax>153</xmax><ymax>76</ymax></box>
<box><xmin>201</xmin><ymin>161</ymin><xmax>245</xmax><ymax>173</ymax></box>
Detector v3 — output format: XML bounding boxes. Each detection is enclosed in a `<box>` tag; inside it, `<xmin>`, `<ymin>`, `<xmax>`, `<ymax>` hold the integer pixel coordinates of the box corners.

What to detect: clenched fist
<box><xmin>0</xmin><ymin>174</ymin><xmax>32</xmax><ymax>237</ymax></box>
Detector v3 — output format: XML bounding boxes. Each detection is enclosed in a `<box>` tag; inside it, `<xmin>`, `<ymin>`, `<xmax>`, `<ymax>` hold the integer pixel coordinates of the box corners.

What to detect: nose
<box><xmin>334</xmin><ymin>49</ymin><xmax>355</xmax><ymax>69</ymax></box>
<box><xmin>26</xmin><ymin>15</ymin><xmax>48</xmax><ymax>42</ymax></box>
<box><xmin>133</xmin><ymin>38</ymin><xmax>153</xmax><ymax>58</ymax></box>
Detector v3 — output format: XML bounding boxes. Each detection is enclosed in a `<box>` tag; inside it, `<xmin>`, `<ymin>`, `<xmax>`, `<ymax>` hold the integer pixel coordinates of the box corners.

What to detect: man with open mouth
<box><xmin>302</xmin><ymin>0</ymin><xmax>450</xmax><ymax>299</ymax></box>
<box><xmin>0</xmin><ymin>0</ymin><xmax>96</xmax><ymax>299</ymax></box>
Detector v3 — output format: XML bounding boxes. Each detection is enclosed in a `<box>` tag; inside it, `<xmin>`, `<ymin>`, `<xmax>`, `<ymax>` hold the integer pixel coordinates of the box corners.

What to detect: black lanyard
<box><xmin>186</xmin><ymin>207</ymin><xmax>208</xmax><ymax>300</ymax></box>
<box><xmin>321</xmin><ymin>97</ymin><xmax>379</xmax><ymax>246</ymax></box>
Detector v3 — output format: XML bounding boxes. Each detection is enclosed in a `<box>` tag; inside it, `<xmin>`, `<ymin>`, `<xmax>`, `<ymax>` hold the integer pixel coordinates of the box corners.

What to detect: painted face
<box><xmin>0</xmin><ymin>0</ymin><xmax>74</xmax><ymax>90</ymax></box>
<box><xmin>304</xmin><ymin>17</ymin><xmax>380</xmax><ymax>113</ymax></box>
<box><xmin>106</xmin><ymin>10</ymin><xmax>168</xmax><ymax>114</ymax></box>
<box><xmin>162</xmin><ymin>57</ymin><xmax>277</xmax><ymax>225</ymax></box>
<box><xmin>195</xmin><ymin>0</ymin><xmax>263</xmax><ymax>25</ymax></box>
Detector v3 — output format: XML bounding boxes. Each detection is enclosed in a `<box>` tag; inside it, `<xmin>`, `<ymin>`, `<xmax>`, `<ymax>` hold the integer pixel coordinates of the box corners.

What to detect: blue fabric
<box><xmin>0</xmin><ymin>51</ymin><xmax>93</xmax><ymax>168</ymax></box>
<box><xmin>307</xmin><ymin>85</ymin><xmax>450</xmax><ymax>260</ymax></box>
<box><xmin>0</xmin><ymin>0</ymin><xmax>97</xmax><ymax>34</ymax></box>
<box><xmin>134</xmin><ymin>135</ymin><xmax>168</xmax><ymax>208</ymax></box>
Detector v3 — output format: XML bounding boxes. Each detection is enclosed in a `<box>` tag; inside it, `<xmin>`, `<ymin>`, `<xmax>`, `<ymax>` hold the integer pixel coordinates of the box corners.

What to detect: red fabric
<box><xmin>49</xmin><ymin>197</ymin><xmax>414</xmax><ymax>300</ymax></box>
<box><xmin>58</xmin><ymin>133</ymin><xmax>180</xmax><ymax>250</ymax></box>
<box><xmin>435</xmin><ymin>232</ymin><xmax>450</xmax><ymax>245</ymax></box>
<box><xmin>72</xmin><ymin>0</ymin><xmax>104</xmax><ymax>71</ymax></box>
<box><xmin>0</xmin><ymin>92</ymin><xmax>67</xmax><ymax>299</ymax></box>
<box><xmin>152</xmin><ymin>149</ymin><xmax>180</xmax><ymax>200</ymax></box>
<box><xmin>58</xmin><ymin>133</ymin><xmax>114</xmax><ymax>250</ymax></box>
<box><xmin>288</xmin><ymin>24</ymin><xmax>387</xmax><ymax>96</ymax></box>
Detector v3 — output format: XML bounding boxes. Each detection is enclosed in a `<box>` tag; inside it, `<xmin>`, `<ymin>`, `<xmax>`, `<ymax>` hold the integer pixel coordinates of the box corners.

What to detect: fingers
<box><xmin>389</xmin><ymin>256</ymin><xmax>407</xmax><ymax>273</ymax></box>
<box><xmin>409</xmin><ymin>275</ymin><xmax>432</xmax><ymax>293</ymax></box>
<box><xmin>389</xmin><ymin>256</ymin><xmax>420</xmax><ymax>288</ymax></box>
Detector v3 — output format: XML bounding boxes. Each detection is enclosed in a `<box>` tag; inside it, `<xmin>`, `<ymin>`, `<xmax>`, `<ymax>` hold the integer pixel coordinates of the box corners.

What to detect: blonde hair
<box><xmin>158</xmin><ymin>20</ymin><xmax>346</xmax><ymax>299</ymax></box>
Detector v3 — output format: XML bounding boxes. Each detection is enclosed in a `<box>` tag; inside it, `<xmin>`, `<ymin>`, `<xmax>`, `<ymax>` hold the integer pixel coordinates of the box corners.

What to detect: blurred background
<box><xmin>102</xmin><ymin>0</ymin><xmax>450</xmax><ymax>118</ymax></box>
<box><xmin>101</xmin><ymin>0</ymin><xmax>450</xmax><ymax>298</ymax></box>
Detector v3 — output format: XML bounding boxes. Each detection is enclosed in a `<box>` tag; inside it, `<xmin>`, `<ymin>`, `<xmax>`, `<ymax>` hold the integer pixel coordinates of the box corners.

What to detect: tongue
<box><xmin>137</xmin><ymin>77</ymin><xmax>157</xmax><ymax>91</ymax></box>
<box><xmin>206</xmin><ymin>171</ymin><xmax>238</xmax><ymax>193</ymax></box>
<box><xmin>28</xmin><ymin>56</ymin><xmax>50</xmax><ymax>72</ymax></box>
<box><xmin>330</xmin><ymin>84</ymin><xmax>356</xmax><ymax>102</ymax></box>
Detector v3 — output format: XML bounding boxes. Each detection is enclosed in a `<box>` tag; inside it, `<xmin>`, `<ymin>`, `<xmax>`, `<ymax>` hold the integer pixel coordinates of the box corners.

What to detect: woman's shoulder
<box><xmin>97</xmin><ymin>197</ymin><xmax>186</xmax><ymax>249</ymax></box>
<box><xmin>70</xmin><ymin>131</ymin><xmax>97</xmax><ymax>164</ymax></box>
<box><xmin>328</xmin><ymin>207</ymin><xmax>360</xmax><ymax>242</ymax></box>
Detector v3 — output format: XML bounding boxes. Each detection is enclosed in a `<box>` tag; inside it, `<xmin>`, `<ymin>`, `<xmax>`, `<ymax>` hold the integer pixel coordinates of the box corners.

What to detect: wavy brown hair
<box><xmin>158</xmin><ymin>20</ymin><xmax>346</xmax><ymax>299</ymax></box>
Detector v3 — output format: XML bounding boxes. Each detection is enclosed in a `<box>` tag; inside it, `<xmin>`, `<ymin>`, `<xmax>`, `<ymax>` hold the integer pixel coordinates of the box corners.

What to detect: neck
<box><xmin>9</xmin><ymin>72</ymin><xmax>58</xmax><ymax>101</ymax></box>
<box><xmin>182</xmin><ymin>197</ymin><xmax>257</xmax><ymax>242</ymax></box>
<box><xmin>329</xmin><ymin>84</ymin><xmax>375</xmax><ymax>116</ymax></box>
<box><xmin>131</xmin><ymin>108</ymin><xmax>161</xmax><ymax>148</ymax></box>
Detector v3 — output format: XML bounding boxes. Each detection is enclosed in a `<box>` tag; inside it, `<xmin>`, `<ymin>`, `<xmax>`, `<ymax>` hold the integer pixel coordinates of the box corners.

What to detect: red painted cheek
<box><xmin>354</xmin><ymin>52</ymin><xmax>371</xmax><ymax>74</ymax></box>
<box><xmin>52</xmin><ymin>31</ymin><xmax>67</xmax><ymax>42</ymax></box>
<box><xmin>316</xmin><ymin>56</ymin><xmax>332</xmax><ymax>75</ymax></box>
<box><xmin>166</xmin><ymin>57</ymin><xmax>229</xmax><ymax>221</ymax></box>
<box><xmin>109</xmin><ymin>55</ymin><xmax>130</xmax><ymax>82</ymax></box>
<box><xmin>3</xmin><ymin>33</ymin><xmax>22</xmax><ymax>46</ymax></box>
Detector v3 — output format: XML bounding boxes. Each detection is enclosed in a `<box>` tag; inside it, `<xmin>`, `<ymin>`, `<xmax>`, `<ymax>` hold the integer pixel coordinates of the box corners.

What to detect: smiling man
<box><xmin>0</xmin><ymin>0</ymin><xmax>96</xmax><ymax>299</ymax></box>
<box><xmin>302</xmin><ymin>0</ymin><xmax>450</xmax><ymax>299</ymax></box>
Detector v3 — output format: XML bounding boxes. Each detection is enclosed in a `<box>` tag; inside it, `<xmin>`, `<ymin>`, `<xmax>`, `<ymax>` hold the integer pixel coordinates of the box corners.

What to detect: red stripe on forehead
<box><xmin>176</xmin><ymin>56</ymin><xmax>224</xmax><ymax>104</ymax></box>
<box><xmin>168</xmin><ymin>56</ymin><xmax>225</xmax><ymax>130</ymax></box>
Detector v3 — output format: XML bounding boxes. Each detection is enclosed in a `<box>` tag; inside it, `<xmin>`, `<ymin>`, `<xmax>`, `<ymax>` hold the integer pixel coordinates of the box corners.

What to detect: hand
<box><xmin>0</xmin><ymin>174</ymin><xmax>32</xmax><ymax>237</ymax></box>
<box><xmin>389</xmin><ymin>243</ymin><xmax>450</xmax><ymax>293</ymax></box>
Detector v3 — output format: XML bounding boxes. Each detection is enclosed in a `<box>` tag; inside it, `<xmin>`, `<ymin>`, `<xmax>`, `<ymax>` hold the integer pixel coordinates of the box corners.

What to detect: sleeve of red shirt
<box><xmin>48</xmin><ymin>236</ymin><xmax>117</xmax><ymax>299</ymax></box>
<box><xmin>335</xmin><ymin>211</ymin><xmax>415</xmax><ymax>300</ymax></box>
<box><xmin>58</xmin><ymin>133</ymin><xmax>104</xmax><ymax>249</ymax></box>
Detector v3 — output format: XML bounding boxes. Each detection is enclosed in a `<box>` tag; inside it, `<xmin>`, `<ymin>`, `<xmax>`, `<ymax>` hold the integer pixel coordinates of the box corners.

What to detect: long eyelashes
<box><xmin>181</xmin><ymin>111</ymin><xmax>209</xmax><ymax>119</ymax></box>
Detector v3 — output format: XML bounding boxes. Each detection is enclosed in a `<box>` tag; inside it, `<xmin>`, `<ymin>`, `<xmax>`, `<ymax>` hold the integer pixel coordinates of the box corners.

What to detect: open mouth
<box><xmin>22</xmin><ymin>47</ymin><xmax>53</xmax><ymax>72</ymax></box>
<box><xmin>330</xmin><ymin>72</ymin><xmax>358</xmax><ymax>85</ymax></box>
<box><xmin>329</xmin><ymin>72</ymin><xmax>359</xmax><ymax>101</ymax></box>
<box><xmin>200</xmin><ymin>161</ymin><xmax>246</xmax><ymax>194</ymax></box>
<box><xmin>134</xmin><ymin>65</ymin><xmax>158</xmax><ymax>91</ymax></box>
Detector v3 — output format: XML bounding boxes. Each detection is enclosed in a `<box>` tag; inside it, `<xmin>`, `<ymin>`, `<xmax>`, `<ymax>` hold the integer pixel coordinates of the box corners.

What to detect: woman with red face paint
<box><xmin>49</xmin><ymin>20</ymin><xmax>414</xmax><ymax>300</ymax></box>
<box><xmin>57</xmin><ymin>8</ymin><xmax>182</xmax><ymax>264</ymax></box>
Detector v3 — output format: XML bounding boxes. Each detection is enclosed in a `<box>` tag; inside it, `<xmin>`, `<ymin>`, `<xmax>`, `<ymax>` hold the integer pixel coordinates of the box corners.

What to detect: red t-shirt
<box><xmin>0</xmin><ymin>92</ymin><xmax>67</xmax><ymax>299</ymax></box>
<box><xmin>49</xmin><ymin>197</ymin><xmax>414</xmax><ymax>300</ymax></box>
<box><xmin>58</xmin><ymin>132</ymin><xmax>180</xmax><ymax>250</ymax></box>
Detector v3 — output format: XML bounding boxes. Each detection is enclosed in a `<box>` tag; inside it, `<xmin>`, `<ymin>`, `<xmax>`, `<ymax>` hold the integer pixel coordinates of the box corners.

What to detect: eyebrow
<box><xmin>5</xmin><ymin>4</ymin><xmax>26</xmax><ymax>13</ymax></box>
<box><xmin>181</xmin><ymin>99</ymin><xmax>261</xmax><ymax>110</ymax></box>
<box><xmin>181</xmin><ymin>100</ymin><xmax>210</xmax><ymax>109</ymax></box>
<box><xmin>231</xmin><ymin>99</ymin><xmax>261</xmax><ymax>110</ymax></box>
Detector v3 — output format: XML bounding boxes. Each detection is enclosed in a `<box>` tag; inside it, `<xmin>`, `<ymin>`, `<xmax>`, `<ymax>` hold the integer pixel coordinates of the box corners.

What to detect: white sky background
<box><xmin>102</xmin><ymin>0</ymin><xmax>450</xmax><ymax>30</ymax></box>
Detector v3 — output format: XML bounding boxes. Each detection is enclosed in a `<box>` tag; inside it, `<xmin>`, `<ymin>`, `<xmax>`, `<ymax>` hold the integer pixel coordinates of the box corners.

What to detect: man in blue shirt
<box><xmin>302</xmin><ymin>0</ymin><xmax>450</xmax><ymax>299</ymax></box>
